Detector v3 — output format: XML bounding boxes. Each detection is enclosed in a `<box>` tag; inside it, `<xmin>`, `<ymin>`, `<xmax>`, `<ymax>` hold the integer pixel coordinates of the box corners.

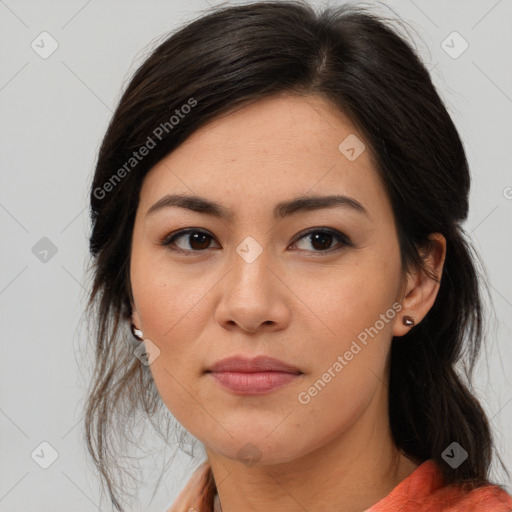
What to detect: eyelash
<box><xmin>159</xmin><ymin>227</ymin><xmax>353</xmax><ymax>256</ymax></box>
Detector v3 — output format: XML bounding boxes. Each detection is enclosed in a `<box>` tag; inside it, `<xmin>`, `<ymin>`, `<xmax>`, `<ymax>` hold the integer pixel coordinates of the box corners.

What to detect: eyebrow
<box><xmin>146</xmin><ymin>193</ymin><xmax>370</xmax><ymax>220</ymax></box>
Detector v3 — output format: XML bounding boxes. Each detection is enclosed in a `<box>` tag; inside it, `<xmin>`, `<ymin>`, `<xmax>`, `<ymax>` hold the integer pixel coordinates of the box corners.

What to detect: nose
<box><xmin>214</xmin><ymin>246</ymin><xmax>291</xmax><ymax>334</ymax></box>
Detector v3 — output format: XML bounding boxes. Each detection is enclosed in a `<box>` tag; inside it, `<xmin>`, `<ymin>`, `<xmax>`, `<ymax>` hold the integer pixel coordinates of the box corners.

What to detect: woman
<box><xmin>84</xmin><ymin>1</ymin><xmax>512</xmax><ymax>511</ymax></box>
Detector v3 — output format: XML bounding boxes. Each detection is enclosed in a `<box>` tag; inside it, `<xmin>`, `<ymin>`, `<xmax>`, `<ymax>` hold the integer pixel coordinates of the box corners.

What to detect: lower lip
<box><xmin>209</xmin><ymin>371</ymin><xmax>301</xmax><ymax>394</ymax></box>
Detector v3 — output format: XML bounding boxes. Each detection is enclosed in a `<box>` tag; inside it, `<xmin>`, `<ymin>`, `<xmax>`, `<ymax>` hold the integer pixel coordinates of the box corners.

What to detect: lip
<box><xmin>208</xmin><ymin>355</ymin><xmax>302</xmax><ymax>374</ymax></box>
<box><xmin>206</xmin><ymin>356</ymin><xmax>303</xmax><ymax>395</ymax></box>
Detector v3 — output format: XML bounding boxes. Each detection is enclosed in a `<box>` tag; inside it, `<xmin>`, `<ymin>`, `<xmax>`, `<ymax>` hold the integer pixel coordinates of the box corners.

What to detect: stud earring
<box><xmin>402</xmin><ymin>315</ymin><xmax>415</xmax><ymax>327</ymax></box>
<box><xmin>131</xmin><ymin>323</ymin><xmax>144</xmax><ymax>340</ymax></box>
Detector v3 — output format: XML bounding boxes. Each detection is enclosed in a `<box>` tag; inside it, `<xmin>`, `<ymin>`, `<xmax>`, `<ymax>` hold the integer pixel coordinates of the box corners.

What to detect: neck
<box><xmin>205</xmin><ymin>385</ymin><xmax>419</xmax><ymax>512</ymax></box>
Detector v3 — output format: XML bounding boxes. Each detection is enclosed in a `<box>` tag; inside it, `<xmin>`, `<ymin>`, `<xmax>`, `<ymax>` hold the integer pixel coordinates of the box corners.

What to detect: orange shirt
<box><xmin>165</xmin><ymin>459</ymin><xmax>512</xmax><ymax>512</ymax></box>
<box><xmin>367</xmin><ymin>460</ymin><xmax>512</xmax><ymax>511</ymax></box>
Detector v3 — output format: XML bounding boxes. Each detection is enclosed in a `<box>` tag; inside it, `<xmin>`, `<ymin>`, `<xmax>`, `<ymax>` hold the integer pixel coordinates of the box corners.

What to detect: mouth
<box><xmin>206</xmin><ymin>355</ymin><xmax>303</xmax><ymax>395</ymax></box>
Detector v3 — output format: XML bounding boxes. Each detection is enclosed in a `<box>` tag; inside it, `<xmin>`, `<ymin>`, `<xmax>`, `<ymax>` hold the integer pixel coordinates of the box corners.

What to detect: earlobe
<box><xmin>130</xmin><ymin>307</ymin><xmax>144</xmax><ymax>341</ymax></box>
<box><xmin>392</xmin><ymin>233</ymin><xmax>446</xmax><ymax>337</ymax></box>
<box><xmin>131</xmin><ymin>323</ymin><xmax>144</xmax><ymax>341</ymax></box>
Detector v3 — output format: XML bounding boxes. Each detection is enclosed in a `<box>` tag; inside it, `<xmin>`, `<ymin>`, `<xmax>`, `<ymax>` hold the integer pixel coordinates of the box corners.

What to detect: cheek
<box><xmin>130</xmin><ymin>254</ymin><xmax>214</xmax><ymax>413</ymax></box>
<box><xmin>289</xmin><ymin>281</ymin><xmax>396</xmax><ymax>453</ymax></box>
<box><xmin>131</xmin><ymin>251</ymin><xmax>210</xmax><ymax>343</ymax></box>
<box><xmin>287</xmin><ymin>249</ymin><xmax>400</xmax><ymax>411</ymax></box>
<box><xmin>289</xmin><ymin>247</ymin><xmax>401</xmax><ymax>347</ymax></box>
<box><xmin>132</xmin><ymin>268</ymin><xmax>212</xmax><ymax>434</ymax></box>
<box><xmin>283</xmin><ymin>357</ymin><xmax>386</xmax><ymax>461</ymax></box>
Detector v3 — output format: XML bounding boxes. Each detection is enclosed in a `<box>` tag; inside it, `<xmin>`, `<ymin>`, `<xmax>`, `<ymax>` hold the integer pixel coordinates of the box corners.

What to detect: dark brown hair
<box><xmin>84</xmin><ymin>1</ymin><xmax>508</xmax><ymax>510</ymax></box>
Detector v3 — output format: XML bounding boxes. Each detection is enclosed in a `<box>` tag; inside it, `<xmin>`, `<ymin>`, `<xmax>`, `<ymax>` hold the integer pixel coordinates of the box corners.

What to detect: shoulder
<box><xmin>433</xmin><ymin>483</ymin><xmax>512</xmax><ymax>511</ymax></box>
<box><xmin>165</xmin><ymin>460</ymin><xmax>215</xmax><ymax>512</ymax></box>
<box><xmin>368</xmin><ymin>460</ymin><xmax>512</xmax><ymax>512</ymax></box>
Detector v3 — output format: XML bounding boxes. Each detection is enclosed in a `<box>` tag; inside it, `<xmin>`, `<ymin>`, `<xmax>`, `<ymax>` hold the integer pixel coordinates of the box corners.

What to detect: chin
<box><xmin>202</xmin><ymin>428</ymin><xmax>313</xmax><ymax>467</ymax></box>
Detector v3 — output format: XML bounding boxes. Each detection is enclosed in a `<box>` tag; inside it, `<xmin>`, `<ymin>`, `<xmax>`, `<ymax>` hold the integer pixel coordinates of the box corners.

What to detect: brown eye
<box><xmin>291</xmin><ymin>228</ymin><xmax>352</xmax><ymax>253</ymax></box>
<box><xmin>160</xmin><ymin>227</ymin><xmax>352</xmax><ymax>256</ymax></box>
<box><xmin>161</xmin><ymin>229</ymin><xmax>219</xmax><ymax>253</ymax></box>
<box><xmin>310</xmin><ymin>232</ymin><xmax>334</xmax><ymax>251</ymax></box>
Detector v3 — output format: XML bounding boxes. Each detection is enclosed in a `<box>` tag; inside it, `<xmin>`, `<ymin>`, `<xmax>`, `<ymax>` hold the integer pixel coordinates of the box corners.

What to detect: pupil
<box><xmin>311</xmin><ymin>232</ymin><xmax>332</xmax><ymax>250</ymax></box>
<box><xmin>190</xmin><ymin>233</ymin><xmax>210</xmax><ymax>250</ymax></box>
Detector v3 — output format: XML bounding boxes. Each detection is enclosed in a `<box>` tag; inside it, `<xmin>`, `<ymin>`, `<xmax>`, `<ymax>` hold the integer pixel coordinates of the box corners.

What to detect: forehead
<box><xmin>139</xmin><ymin>94</ymin><xmax>388</xmax><ymax>219</ymax></box>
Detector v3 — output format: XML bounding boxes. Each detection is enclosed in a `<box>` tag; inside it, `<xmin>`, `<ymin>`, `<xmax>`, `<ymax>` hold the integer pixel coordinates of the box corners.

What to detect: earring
<box><xmin>402</xmin><ymin>315</ymin><xmax>415</xmax><ymax>327</ymax></box>
<box><xmin>131</xmin><ymin>323</ymin><xmax>144</xmax><ymax>340</ymax></box>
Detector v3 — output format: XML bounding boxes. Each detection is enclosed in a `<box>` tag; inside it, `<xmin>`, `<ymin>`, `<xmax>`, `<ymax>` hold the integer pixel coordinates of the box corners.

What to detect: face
<box><xmin>130</xmin><ymin>93</ymin><xmax>409</xmax><ymax>465</ymax></box>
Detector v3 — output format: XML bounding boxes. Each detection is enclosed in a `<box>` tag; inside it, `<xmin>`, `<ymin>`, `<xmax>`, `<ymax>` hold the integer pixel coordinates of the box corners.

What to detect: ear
<box><xmin>393</xmin><ymin>233</ymin><xmax>446</xmax><ymax>337</ymax></box>
<box><xmin>131</xmin><ymin>302</ymin><xmax>141</xmax><ymax>331</ymax></box>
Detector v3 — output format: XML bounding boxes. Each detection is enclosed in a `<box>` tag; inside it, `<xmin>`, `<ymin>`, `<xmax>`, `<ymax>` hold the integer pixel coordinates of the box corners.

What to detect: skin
<box><xmin>130</xmin><ymin>93</ymin><xmax>446</xmax><ymax>512</ymax></box>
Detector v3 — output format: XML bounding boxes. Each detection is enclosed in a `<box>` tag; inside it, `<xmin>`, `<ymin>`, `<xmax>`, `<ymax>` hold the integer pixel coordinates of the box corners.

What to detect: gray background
<box><xmin>1</xmin><ymin>0</ymin><xmax>511</xmax><ymax>510</ymax></box>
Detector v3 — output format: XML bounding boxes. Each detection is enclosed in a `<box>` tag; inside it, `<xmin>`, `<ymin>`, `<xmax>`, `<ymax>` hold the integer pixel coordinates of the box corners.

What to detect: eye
<box><xmin>290</xmin><ymin>228</ymin><xmax>352</xmax><ymax>253</ymax></box>
<box><xmin>160</xmin><ymin>228</ymin><xmax>219</xmax><ymax>254</ymax></box>
<box><xmin>160</xmin><ymin>227</ymin><xmax>352</xmax><ymax>255</ymax></box>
